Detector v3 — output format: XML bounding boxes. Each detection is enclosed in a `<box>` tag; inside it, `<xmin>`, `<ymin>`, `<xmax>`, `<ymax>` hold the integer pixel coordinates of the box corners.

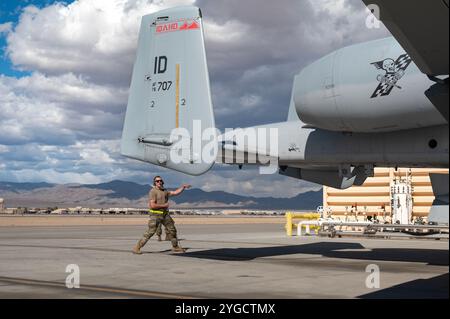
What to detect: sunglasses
<box><xmin>155</xmin><ymin>180</ymin><xmax>163</xmax><ymax>183</ymax></box>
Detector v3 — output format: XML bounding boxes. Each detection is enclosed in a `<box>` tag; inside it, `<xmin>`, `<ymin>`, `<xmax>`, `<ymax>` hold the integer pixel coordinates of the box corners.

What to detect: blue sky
<box><xmin>0</xmin><ymin>0</ymin><xmax>30</xmax><ymax>77</ymax></box>
<box><xmin>0</xmin><ymin>0</ymin><xmax>74</xmax><ymax>77</ymax></box>
<box><xmin>0</xmin><ymin>0</ymin><xmax>389</xmax><ymax>197</ymax></box>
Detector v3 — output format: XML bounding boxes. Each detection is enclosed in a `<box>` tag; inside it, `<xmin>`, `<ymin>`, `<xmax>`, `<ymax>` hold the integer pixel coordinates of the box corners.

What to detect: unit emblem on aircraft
<box><xmin>370</xmin><ymin>53</ymin><xmax>412</xmax><ymax>98</ymax></box>
<box><xmin>288</xmin><ymin>143</ymin><xmax>301</xmax><ymax>152</ymax></box>
<box><xmin>155</xmin><ymin>19</ymin><xmax>200</xmax><ymax>34</ymax></box>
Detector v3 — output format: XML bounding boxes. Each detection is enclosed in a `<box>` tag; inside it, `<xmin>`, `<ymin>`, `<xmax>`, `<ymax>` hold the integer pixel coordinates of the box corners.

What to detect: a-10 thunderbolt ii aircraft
<box><xmin>121</xmin><ymin>1</ymin><xmax>449</xmax><ymax>222</ymax></box>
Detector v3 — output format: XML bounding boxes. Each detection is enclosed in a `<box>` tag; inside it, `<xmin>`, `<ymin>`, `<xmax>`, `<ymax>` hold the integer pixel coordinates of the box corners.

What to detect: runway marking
<box><xmin>0</xmin><ymin>276</ymin><xmax>201</xmax><ymax>299</ymax></box>
<box><xmin>0</xmin><ymin>239</ymin><xmax>303</xmax><ymax>257</ymax></box>
<box><xmin>0</xmin><ymin>243</ymin><xmax>132</xmax><ymax>253</ymax></box>
<box><xmin>0</xmin><ymin>238</ymin><xmax>288</xmax><ymax>251</ymax></box>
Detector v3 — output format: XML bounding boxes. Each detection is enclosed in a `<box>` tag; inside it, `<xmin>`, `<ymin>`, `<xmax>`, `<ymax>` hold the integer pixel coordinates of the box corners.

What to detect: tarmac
<box><xmin>0</xmin><ymin>220</ymin><xmax>448</xmax><ymax>298</ymax></box>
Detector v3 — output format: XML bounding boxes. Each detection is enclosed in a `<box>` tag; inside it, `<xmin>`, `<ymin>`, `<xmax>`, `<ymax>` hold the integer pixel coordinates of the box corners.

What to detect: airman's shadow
<box><xmin>179</xmin><ymin>242</ymin><xmax>448</xmax><ymax>266</ymax></box>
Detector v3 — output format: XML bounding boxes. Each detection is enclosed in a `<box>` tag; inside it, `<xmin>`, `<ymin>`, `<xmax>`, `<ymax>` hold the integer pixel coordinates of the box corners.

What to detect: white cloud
<box><xmin>198</xmin><ymin>168</ymin><xmax>321</xmax><ymax>198</ymax></box>
<box><xmin>0</xmin><ymin>22</ymin><xmax>12</xmax><ymax>34</ymax></box>
<box><xmin>0</xmin><ymin>168</ymin><xmax>103</xmax><ymax>184</ymax></box>
<box><xmin>239</xmin><ymin>94</ymin><xmax>261</xmax><ymax>109</ymax></box>
<box><xmin>0</xmin><ymin>73</ymin><xmax>126</xmax><ymax>145</ymax></box>
<box><xmin>74</xmin><ymin>140</ymin><xmax>119</xmax><ymax>165</ymax></box>
<box><xmin>203</xmin><ymin>19</ymin><xmax>248</xmax><ymax>43</ymax></box>
<box><xmin>15</xmin><ymin>72</ymin><xmax>127</xmax><ymax>113</ymax></box>
<box><xmin>306</xmin><ymin>0</ymin><xmax>389</xmax><ymax>48</ymax></box>
<box><xmin>6</xmin><ymin>0</ymin><xmax>195</xmax><ymax>85</ymax></box>
<box><xmin>0</xmin><ymin>75</ymin><xmax>69</xmax><ymax>145</ymax></box>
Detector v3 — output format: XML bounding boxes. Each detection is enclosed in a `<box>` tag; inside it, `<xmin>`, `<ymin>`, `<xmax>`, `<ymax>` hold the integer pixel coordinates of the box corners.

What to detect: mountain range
<box><xmin>0</xmin><ymin>180</ymin><xmax>322</xmax><ymax>210</ymax></box>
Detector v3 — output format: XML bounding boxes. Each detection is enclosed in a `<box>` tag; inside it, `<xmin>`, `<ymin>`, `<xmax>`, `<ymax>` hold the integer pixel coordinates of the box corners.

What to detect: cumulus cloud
<box><xmin>0</xmin><ymin>72</ymin><xmax>126</xmax><ymax>145</ymax></box>
<box><xmin>6</xmin><ymin>0</ymin><xmax>195</xmax><ymax>86</ymax></box>
<box><xmin>0</xmin><ymin>139</ymin><xmax>137</xmax><ymax>184</ymax></box>
<box><xmin>0</xmin><ymin>0</ymin><xmax>391</xmax><ymax>196</ymax></box>
<box><xmin>0</xmin><ymin>168</ymin><xmax>103</xmax><ymax>184</ymax></box>
<box><xmin>0</xmin><ymin>22</ymin><xmax>12</xmax><ymax>34</ymax></box>
<box><xmin>196</xmin><ymin>167</ymin><xmax>321</xmax><ymax>198</ymax></box>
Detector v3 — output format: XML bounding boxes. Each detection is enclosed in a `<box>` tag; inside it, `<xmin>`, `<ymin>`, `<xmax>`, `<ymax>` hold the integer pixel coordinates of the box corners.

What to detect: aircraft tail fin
<box><xmin>121</xmin><ymin>6</ymin><xmax>216</xmax><ymax>175</ymax></box>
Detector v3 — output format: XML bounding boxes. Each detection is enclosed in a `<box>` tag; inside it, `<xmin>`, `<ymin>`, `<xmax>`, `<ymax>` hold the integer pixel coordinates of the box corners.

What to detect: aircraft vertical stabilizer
<box><xmin>121</xmin><ymin>6</ymin><xmax>216</xmax><ymax>175</ymax></box>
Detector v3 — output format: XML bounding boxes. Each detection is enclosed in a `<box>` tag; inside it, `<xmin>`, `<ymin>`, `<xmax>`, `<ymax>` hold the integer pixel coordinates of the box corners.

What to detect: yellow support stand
<box><xmin>285</xmin><ymin>212</ymin><xmax>321</xmax><ymax>236</ymax></box>
<box><xmin>286</xmin><ymin>212</ymin><xmax>293</xmax><ymax>236</ymax></box>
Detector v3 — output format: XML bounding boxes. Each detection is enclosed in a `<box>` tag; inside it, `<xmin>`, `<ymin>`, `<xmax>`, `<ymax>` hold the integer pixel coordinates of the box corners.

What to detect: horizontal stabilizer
<box><xmin>121</xmin><ymin>6</ymin><xmax>216</xmax><ymax>175</ymax></box>
<box><xmin>279</xmin><ymin>166</ymin><xmax>369</xmax><ymax>189</ymax></box>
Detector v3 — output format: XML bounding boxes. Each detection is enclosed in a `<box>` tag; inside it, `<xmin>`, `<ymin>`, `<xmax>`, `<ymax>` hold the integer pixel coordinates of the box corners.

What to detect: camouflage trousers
<box><xmin>140</xmin><ymin>213</ymin><xmax>178</xmax><ymax>247</ymax></box>
<box><xmin>155</xmin><ymin>222</ymin><xmax>170</xmax><ymax>237</ymax></box>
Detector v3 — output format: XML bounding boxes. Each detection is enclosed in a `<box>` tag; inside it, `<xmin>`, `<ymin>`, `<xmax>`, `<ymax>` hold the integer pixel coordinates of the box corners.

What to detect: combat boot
<box><xmin>164</xmin><ymin>235</ymin><xmax>171</xmax><ymax>241</ymax></box>
<box><xmin>171</xmin><ymin>245</ymin><xmax>186</xmax><ymax>253</ymax></box>
<box><xmin>132</xmin><ymin>240</ymin><xmax>143</xmax><ymax>255</ymax></box>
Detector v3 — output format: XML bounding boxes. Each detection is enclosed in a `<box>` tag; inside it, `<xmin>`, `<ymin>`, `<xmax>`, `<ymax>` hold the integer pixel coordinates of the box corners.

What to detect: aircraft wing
<box><xmin>362</xmin><ymin>0</ymin><xmax>449</xmax><ymax>76</ymax></box>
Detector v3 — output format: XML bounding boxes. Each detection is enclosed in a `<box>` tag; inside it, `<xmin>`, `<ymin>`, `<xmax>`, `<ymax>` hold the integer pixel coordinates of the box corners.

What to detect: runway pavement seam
<box><xmin>0</xmin><ymin>276</ymin><xmax>204</xmax><ymax>299</ymax></box>
<box><xmin>0</xmin><ymin>237</ymin><xmax>290</xmax><ymax>246</ymax></box>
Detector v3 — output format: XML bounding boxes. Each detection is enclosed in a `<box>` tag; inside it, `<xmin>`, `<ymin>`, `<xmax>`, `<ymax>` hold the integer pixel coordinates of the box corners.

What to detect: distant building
<box><xmin>0</xmin><ymin>198</ymin><xmax>4</xmax><ymax>213</ymax></box>
<box><xmin>323</xmin><ymin>168</ymin><xmax>449</xmax><ymax>223</ymax></box>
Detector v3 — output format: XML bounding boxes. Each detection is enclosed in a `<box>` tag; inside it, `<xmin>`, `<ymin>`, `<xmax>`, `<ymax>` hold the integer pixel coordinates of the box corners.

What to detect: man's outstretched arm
<box><xmin>169</xmin><ymin>184</ymin><xmax>191</xmax><ymax>196</ymax></box>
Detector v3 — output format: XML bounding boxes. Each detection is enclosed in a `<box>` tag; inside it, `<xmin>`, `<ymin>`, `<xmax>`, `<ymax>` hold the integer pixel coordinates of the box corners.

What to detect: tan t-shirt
<box><xmin>149</xmin><ymin>187</ymin><xmax>170</xmax><ymax>211</ymax></box>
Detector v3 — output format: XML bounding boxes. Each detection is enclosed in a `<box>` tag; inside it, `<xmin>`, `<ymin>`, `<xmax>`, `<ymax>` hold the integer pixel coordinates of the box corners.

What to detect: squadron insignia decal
<box><xmin>288</xmin><ymin>143</ymin><xmax>300</xmax><ymax>152</ymax></box>
<box><xmin>155</xmin><ymin>19</ymin><xmax>200</xmax><ymax>34</ymax></box>
<box><xmin>370</xmin><ymin>53</ymin><xmax>412</xmax><ymax>98</ymax></box>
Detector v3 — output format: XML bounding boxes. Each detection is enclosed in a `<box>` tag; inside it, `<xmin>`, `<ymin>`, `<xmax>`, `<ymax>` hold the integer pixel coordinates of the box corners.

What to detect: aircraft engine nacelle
<box><xmin>293</xmin><ymin>37</ymin><xmax>447</xmax><ymax>133</ymax></box>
